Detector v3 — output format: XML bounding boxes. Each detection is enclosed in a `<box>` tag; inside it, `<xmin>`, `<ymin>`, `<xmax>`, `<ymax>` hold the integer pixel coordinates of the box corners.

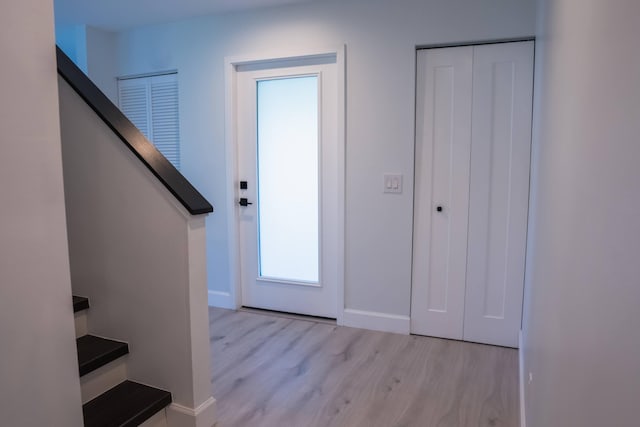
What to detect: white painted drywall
<box><xmin>86</xmin><ymin>26</ymin><xmax>119</xmax><ymax>103</ymax></box>
<box><xmin>56</xmin><ymin>25</ymin><xmax>119</xmax><ymax>104</ymax></box>
<box><xmin>58</xmin><ymin>77</ymin><xmax>215</xmax><ymax>425</ymax></box>
<box><xmin>56</xmin><ymin>24</ymin><xmax>88</xmax><ymax>72</ymax></box>
<box><xmin>522</xmin><ymin>0</ymin><xmax>640</xmax><ymax>425</ymax></box>
<box><xmin>0</xmin><ymin>0</ymin><xmax>84</xmax><ymax>425</ymax></box>
<box><xmin>110</xmin><ymin>0</ymin><xmax>535</xmax><ymax>318</ymax></box>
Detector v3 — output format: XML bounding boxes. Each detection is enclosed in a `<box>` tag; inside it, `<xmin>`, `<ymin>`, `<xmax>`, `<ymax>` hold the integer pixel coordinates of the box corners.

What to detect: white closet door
<box><xmin>411</xmin><ymin>47</ymin><xmax>472</xmax><ymax>340</ymax></box>
<box><xmin>463</xmin><ymin>41</ymin><xmax>534</xmax><ymax>347</ymax></box>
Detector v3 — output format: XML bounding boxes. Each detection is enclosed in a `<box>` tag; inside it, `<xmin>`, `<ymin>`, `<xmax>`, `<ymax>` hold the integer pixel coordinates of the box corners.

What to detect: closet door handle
<box><xmin>436</xmin><ymin>206</ymin><xmax>443</xmax><ymax>212</ymax></box>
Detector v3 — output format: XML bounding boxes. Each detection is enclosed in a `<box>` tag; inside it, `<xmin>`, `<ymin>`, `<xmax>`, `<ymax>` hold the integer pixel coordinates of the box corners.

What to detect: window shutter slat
<box><xmin>118</xmin><ymin>73</ymin><xmax>180</xmax><ymax>170</ymax></box>
<box><xmin>151</xmin><ymin>77</ymin><xmax>180</xmax><ymax>169</ymax></box>
<box><xmin>118</xmin><ymin>83</ymin><xmax>149</xmax><ymax>138</ymax></box>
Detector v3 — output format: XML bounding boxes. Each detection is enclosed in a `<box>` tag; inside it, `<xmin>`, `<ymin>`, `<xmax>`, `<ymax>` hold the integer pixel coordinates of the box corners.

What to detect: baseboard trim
<box><xmin>208</xmin><ymin>290</ymin><xmax>235</xmax><ymax>309</ymax></box>
<box><xmin>342</xmin><ymin>308</ymin><xmax>410</xmax><ymax>334</ymax></box>
<box><xmin>519</xmin><ymin>330</ymin><xmax>526</xmax><ymax>427</ymax></box>
<box><xmin>166</xmin><ymin>397</ymin><xmax>216</xmax><ymax>427</ymax></box>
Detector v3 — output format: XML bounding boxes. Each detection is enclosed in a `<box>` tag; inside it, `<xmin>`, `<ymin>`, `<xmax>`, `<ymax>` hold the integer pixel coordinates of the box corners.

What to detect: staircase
<box><xmin>73</xmin><ymin>296</ymin><xmax>172</xmax><ymax>427</ymax></box>
<box><xmin>58</xmin><ymin>44</ymin><xmax>216</xmax><ymax>427</ymax></box>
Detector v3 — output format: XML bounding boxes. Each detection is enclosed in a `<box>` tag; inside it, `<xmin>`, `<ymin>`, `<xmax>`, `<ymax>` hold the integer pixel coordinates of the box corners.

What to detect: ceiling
<box><xmin>54</xmin><ymin>0</ymin><xmax>318</xmax><ymax>31</ymax></box>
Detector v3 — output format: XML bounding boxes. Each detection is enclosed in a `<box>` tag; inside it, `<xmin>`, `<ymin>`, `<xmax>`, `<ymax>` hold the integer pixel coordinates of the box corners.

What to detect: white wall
<box><xmin>59</xmin><ymin>78</ymin><xmax>215</xmax><ymax>426</ymax></box>
<box><xmin>522</xmin><ymin>0</ymin><xmax>640</xmax><ymax>425</ymax></box>
<box><xmin>86</xmin><ymin>26</ymin><xmax>118</xmax><ymax>103</ymax></box>
<box><xmin>0</xmin><ymin>0</ymin><xmax>84</xmax><ymax>426</ymax></box>
<box><xmin>56</xmin><ymin>25</ymin><xmax>119</xmax><ymax>104</ymax></box>
<box><xmin>112</xmin><ymin>0</ymin><xmax>536</xmax><ymax>322</ymax></box>
<box><xmin>56</xmin><ymin>24</ymin><xmax>88</xmax><ymax>72</ymax></box>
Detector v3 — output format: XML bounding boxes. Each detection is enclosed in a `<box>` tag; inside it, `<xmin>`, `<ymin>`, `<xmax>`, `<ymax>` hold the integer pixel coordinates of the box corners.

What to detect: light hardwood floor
<box><xmin>209</xmin><ymin>307</ymin><xmax>519</xmax><ymax>427</ymax></box>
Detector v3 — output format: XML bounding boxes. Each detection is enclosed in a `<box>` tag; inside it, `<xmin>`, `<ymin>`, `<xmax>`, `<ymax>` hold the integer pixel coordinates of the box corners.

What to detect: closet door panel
<box><xmin>463</xmin><ymin>41</ymin><xmax>534</xmax><ymax>347</ymax></box>
<box><xmin>411</xmin><ymin>47</ymin><xmax>472</xmax><ymax>340</ymax></box>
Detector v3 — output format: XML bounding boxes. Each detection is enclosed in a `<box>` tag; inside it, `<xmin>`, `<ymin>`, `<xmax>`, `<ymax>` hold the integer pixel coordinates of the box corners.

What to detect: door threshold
<box><xmin>239</xmin><ymin>306</ymin><xmax>336</xmax><ymax>325</ymax></box>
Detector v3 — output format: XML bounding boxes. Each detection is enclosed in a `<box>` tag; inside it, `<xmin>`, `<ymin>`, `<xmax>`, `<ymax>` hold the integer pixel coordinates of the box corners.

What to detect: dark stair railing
<box><xmin>56</xmin><ymin>46</ymin><xmax>213</xmax><ymax>215</ymax></box>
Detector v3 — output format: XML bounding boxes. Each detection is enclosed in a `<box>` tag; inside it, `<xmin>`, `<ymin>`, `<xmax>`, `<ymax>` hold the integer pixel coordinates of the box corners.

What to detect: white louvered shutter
<box><xmin>150</xmin><ymin>75</ymin><xmax>180</xmax><ymax>169</ymax></box>
<box><xmin>118</xmin><ymin>73</ymin><xmax>180</xmax><ymax>170</ymax></box>
<box><xmin>118</xmin><ymin>79</ymin><xmax>150</xmax><ymax>137</ymax></box>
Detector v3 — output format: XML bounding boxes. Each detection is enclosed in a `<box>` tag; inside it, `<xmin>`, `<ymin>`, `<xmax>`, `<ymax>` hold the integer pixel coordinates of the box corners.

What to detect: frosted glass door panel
<box><xmin>257</xmin><ymin>76</ymin><xmax>319</xmax><ymax>283</ymax></box>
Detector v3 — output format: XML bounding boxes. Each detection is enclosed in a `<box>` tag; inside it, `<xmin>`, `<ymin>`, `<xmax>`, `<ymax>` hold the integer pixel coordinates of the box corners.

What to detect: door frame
<box><xmin>222</xmin><ymin>46</ymin><xmax>346</xmax><ymax>324</ymax></box>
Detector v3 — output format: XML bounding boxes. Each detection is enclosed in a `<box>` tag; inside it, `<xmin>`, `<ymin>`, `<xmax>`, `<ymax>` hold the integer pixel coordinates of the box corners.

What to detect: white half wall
<box><xmin>522</xmin><ymin>0</ymin><xmax>640</xmax><ymax>426</ymax></box>
<box><xmin>59</xmin><ymin>77</ymin><xmax>215</xmax><ymax>427</ymax></box>
<box><xmin>110</xmin><ymin>0</ymin><xmax>536</xmax><ymax>324</ymax></box>
<box><xmin>0</xmin><ymin>0</ymin><xmax>83</xmax><ymax>425</ymax></box>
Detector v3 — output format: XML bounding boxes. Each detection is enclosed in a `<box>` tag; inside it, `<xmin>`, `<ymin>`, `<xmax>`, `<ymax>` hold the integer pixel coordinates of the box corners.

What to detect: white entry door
<box><xmin>235</xmin><ymin>57</ymin><xmax>340</xmax><ymax>319</ymax></box>
<box><xmin>411</xmin><ymin>41</ymin><xmax>534</xmax><ymax>347</ymax></box>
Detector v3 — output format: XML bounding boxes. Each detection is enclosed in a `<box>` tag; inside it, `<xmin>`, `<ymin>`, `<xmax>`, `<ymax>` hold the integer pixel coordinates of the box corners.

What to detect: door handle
<box><xmin>436</xmin><ymin>205</ymin><xmax>443</xmax><ymax>212</ymax></box>
<box><xmin>239</xmin><ymin>198</ymin><xmax>253</xmax><ymax>207</ymax></box>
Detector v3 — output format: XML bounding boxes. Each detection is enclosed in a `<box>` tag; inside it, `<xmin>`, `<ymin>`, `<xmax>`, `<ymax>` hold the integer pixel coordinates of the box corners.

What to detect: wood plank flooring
<box><xmin>209</xmin><ymin>307</ymin><xmax>519</xmax><ymax>427</ymax></box>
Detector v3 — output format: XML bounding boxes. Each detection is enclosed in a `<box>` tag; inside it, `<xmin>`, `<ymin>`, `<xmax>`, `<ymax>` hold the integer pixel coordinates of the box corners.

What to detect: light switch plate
<box><xmin>383</xmin><ymin>173</ymin><xmax>403</xmax><ymax>194</ymax></box>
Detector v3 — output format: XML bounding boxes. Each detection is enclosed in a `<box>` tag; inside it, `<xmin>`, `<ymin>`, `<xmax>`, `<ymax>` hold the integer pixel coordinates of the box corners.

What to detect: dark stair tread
<box><xmin>73</xmin><ymin>295</ymin><xmax>90</xmax><ymax>313</ymax></box>
<box><xmin>83</xmin><ymin>380</ymin><xmax>172</xmax><ymax>427</ymax></box>
<box><xmin>77</xmin><ymin>335</ymin><xmax>129</xmax><ymax>376</ymax></box>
